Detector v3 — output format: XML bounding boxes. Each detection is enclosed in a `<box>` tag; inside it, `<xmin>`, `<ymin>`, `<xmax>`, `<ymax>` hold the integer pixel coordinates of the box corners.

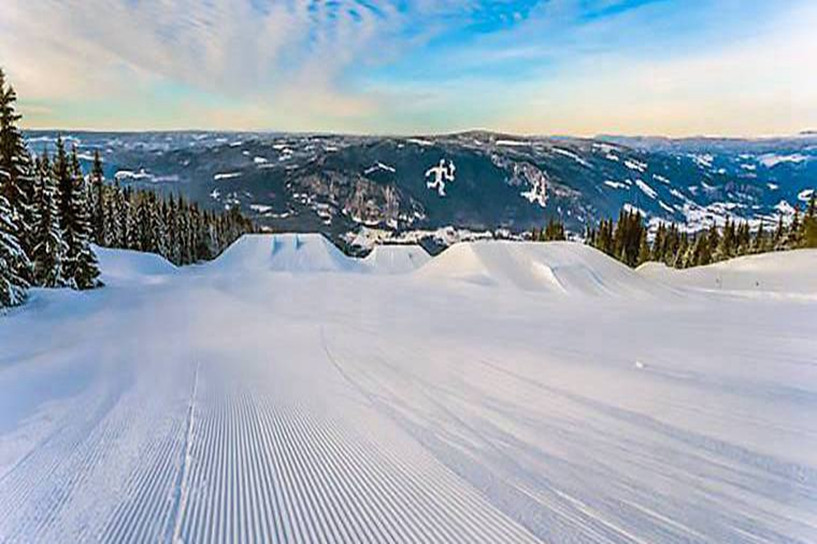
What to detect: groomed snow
<box><xmin>94</xmin><ymin>245</ymin><xmax>177</xmax><ymax>285</ymax></box>
<box><xmin>638</xmin><ymin>249</ymin><xmax>817</xmax><ymax>298</ymax></box>
<box><xmin>1</xmin><ymin>236</ymin><xmax>816</xmax><ymax>542</ymax></box>
<box><xmin>362</xmin><ymin>244</ymin><xmax>430</xmax><ymax>274</ymax></box>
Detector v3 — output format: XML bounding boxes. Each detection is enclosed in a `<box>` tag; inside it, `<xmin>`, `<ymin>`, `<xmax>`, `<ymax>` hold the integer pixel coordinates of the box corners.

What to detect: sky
<box><xmin>1</xmin><ymin>0</ymin><xmax>815</xmax><ymax>136</ymax></box>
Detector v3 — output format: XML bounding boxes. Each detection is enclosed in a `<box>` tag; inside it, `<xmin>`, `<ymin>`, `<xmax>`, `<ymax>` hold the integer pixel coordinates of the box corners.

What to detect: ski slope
<box><xmin>1</xmin><ymin>234</ymin><xmax>816</xmax><ymax>543</ymax></box>
<box><xmin>638</xmin><ymin>249</ymin><xmax>817</xmax><ymax>298</ymax></box>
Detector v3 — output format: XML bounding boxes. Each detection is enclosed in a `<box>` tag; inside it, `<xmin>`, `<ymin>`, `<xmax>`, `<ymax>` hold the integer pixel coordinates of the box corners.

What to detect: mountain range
<box><xmin>25</xmin><ymin>130</ymin><xmax>816</xmax><ymax>250</ymax></box>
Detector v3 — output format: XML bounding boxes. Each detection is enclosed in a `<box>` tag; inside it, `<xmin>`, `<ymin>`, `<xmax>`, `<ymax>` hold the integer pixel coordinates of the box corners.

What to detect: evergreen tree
<box><xmin>165</xmin><ymin>195</ymin><xmax>181</xmax><ymax>264</ymax></box>
<box><xmin>706</xmin><ymin>223</ymin><xmax>720</xmax><ymax>258</ymax></box>
<box><xmin>150</xmin><ymin>192</ymin><xmax>167</xmax><ymax>256</ymax></box>
<box><xmin>125</xmin><ymin>187</ymin><xmax>139</xmax><ymax>250</ymax></box>
<box><xmin>64</xmin><ymin>147</ymin><xmax>101</xmax><ymax>289</ymax></box>
<box><xmin>90</xmin><ymin>151</ymin><xmax>105</xmax><ymax>244</ymax></box>
<box><xmin>651</xmin><ymin>223</ymin><xmax>665</xmax><ymax>263</ymax></box>
<box><xmin>691</xmin><ymin>232</ymin><xmax>712</xmax><ymax>267</ymax></box>
<box><xmin>0</xmin><ymin>68</ymin><xmax>35</xmax><ymax>283</ymax></box>
<box><xmin>113</xmin><ymin>183</ymin><xmax>129</xmax><ymax>247</ymax></box>
<box><xmin>803</xmin><ymin>194</ymin><xmax>817</xmax><ymax>248</ymax></box>
<box><xmin>715</xmin><ymin>219</ymin><xmax>733</xmax><ymax>260</ymax></box>
<box><xmin>31</xmin><ymin>152</ymin><xmax>67</xmax><ymax>287</ymax></box>
<box><xmin>637</xmin><ymin>228</ymin><xmax>651</xmax><ymax>266</ymax></box>
<box><xmin>673</xmin><ymin>232</ymin><xmax>689</xmax><ymax>268</ymax></box>
<box><xmin>102</xmin><ymin>185</ymin><xmax>117</xmax><ymax>246</ymax></box>
<box><xmin>737</xmin><ymin>222</ymin><xmax>751</xmax><ymax>254</ymax></box>
<box><xmin>773</xmin><ymin>216</ymin><xmax>786</xmax><ymax>249</ymax></box>
<box><xmin>543</xmin><ymin>217</ymin><xmax>566</xmax><ymax>241</ymax></box>
<box><xmin>0</xmin><ymin>184</ymin><xmax>28</xmax><ymax>307</ymax></box>
<box><xmin>53</xmin><ymin>136</ymin><xmax>73</xmax><ymax>235</ymax></box>
<box><xmin>786</xmin><ymin>208</ymin><xmax>802</xmax><ymax>248</ymax></box>
<box><xmin>752</xmin><ymin>221</ymin><xmax>767</xmax><ymax>253</ymax></box>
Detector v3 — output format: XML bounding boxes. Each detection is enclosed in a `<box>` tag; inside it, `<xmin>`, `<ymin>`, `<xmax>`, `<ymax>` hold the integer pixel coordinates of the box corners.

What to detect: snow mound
<box><xmin>94</xmin><ymin>245</ymin><xmax>176</xmax><ymax>284</ymax></box>
<box><xmin>638</xmin><ymin>249</ymin><xmax>817</xmax><ymax>297</ymax></box>
<box><xmin>417</xmin><ymin>241</ymin><xmax>665</xmax><ymax>297</ymax></box>
<box><xmin>212</xmin><ymin>233</ymin><xmax>362</xmax><ymax>273</ymax></box>
<box><xmin>363</xmin><ymin>245</ymin><xmax>430</xmax><ymax>274</ymax></box>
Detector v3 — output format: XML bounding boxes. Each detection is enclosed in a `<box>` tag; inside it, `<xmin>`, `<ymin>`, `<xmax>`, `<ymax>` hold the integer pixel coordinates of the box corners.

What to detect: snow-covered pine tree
<box><xmin>0</xmin><ymin>68</ymin><xmax>36</xmax><ymax>282</ymax></box>
<box><xmin>786</xmin><ymin>208</ymin><xmax>801</xmax><ymax>248</ymax></box>
<box><xmin>134</xmin><ymin>192</ymin><xmax>151</xmax><ymax>252</ymax></box>
<box><xmin>90</xmin><ymin>151</ymin><xmax>105</xmax><ymax>244</ymax></box>
<box><xmin>752</xmin><ymin>221</ymin><xmax>766</xmax><ymax>254</ymax></box>
<box><xmin>178</xmin><ymin>197</ymin><xmax>193</xmax><ymax>264</ymax></box>
<box><xmin>103</xmin><ymin>184</ymin><xmax>117</xmax><ymax>246</ymax></box>
<box><xmin>773</xmin><ymin>216</ymin><xmax>786</xmax><ymax>249</ymax></box>
<box><xmin>64</xmin><ymin>146</ymin><xmax>101</xmax><ymax>289</ymax></box>
<box><xmin>125</xmin><ymin>188</ymin><xmax>140</xmax><ymax>250</ymax></box>
<box><xmin>195</xmin><ymin>207</ymin><xmax>213</xmax><ymax>261</ymax></box>
<box><xmin>165</xmin><ymin>195</ymin><xmax>181</xmax><ymax>264</ymax></box>
<box><xmin>803</xmin><ymin>194</ymin><xmax>817</xmax><ymax>248</ymax></box>
<box><xmin>54</xmin><ymin>141</ymin><xmax>76</xmax><ymax>279</ymax></box>
<box><xmin>113</xmin><ymin>183</ymin><xmax>128</xmax><ymax>248</ymax></box>
<box><xmin>0</xmin><ymin>176</ymin><xmax>28</xmax><ymax>307</ymax></box>
<box><xmin>52</xmin><ymin>136</ymin><xmax>73</xmax><ymax>243</ymax></box>
<box><xmin>673</xmin><ymin>233</ymin><xmax>689</xmax><ymax>268</ymax></box>
<box><xmin>637</xmin><ymin>228</ymin><xmax>651</xmax><ymax>265</ymax></box>
<box><xmin>149</xmin><ymin>192</ymin><xmax>168</xmax><ymax>257</ymax></box>
<box><xmin>31</xmin><ymin>151</ymin><xmax>67</xmax><ymax>287</ymax></box>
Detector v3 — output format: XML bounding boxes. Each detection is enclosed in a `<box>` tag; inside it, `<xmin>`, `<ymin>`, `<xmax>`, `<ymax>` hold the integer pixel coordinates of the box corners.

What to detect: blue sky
<box><xmin>1</xmin><ymin>0</ymin><xmax>814</xmax><ymax>135</ymax></box>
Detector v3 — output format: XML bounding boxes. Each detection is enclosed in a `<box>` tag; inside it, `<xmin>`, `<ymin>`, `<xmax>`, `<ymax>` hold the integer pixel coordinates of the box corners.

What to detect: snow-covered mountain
<box><xmin>26</xmin><ymin>131</ymin><xmax>817</xmax><ymax>245</ymax></box>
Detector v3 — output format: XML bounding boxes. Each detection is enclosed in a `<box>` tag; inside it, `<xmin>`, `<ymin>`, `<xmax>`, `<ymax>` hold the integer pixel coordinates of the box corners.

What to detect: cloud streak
<box><xmin>1</xmin><ymin>0</ymin><xmax>814</xmax><ymax>135</ymax></box>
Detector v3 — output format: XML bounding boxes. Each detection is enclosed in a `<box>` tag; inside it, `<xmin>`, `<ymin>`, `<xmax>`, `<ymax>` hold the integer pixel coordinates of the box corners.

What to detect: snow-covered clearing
<box><xmin>214</xmin><ymin>172</ymin><xmax>242</xmax><ymax>181</ymax></box>
<box><xmin>758</xmin><ymin>154</ymin><xmax>808</xmax><ymax>168</ymax></box>
<box><xmin>1</xmin><ymin>235</ymin><xmax>816</xmax><ymax>542</ymax></box>
<box><xmin>364</xmin><ymin>162</ymin><xmax>396</xmax><ymax>175</ymax></box>
<box><xmin>496</xmin><ymin>139</ymin><xmax>530</xmax><ymax>147</ymax></box>
<box><xmin>634</xmin><ymin>179</ymin><xmax>657</xmax><ymax>199</ymax></box>
<box><xmin>604</xmin><ymin>180</ymin><xmax>629</xmax><ymax>190</ymax></box>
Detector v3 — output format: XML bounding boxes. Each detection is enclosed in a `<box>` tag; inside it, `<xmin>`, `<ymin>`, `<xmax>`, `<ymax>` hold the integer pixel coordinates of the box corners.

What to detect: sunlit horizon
<box><xmin>3</xmin><ymin>0</ymin><xmax>816</xmax><ymax>137</ymax></box>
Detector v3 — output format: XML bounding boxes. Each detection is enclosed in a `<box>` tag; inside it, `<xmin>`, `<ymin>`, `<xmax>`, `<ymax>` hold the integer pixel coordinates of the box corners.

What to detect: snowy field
<box><xmin>1</xmin><ymin>234</ymin><xmax>816</xmax><ymax>543</ymax></box>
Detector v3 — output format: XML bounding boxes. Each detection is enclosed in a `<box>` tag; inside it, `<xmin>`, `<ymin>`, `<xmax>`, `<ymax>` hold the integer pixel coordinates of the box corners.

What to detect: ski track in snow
<box><xmin>1</xmin><ymin>235</ymin><xmax>817</xmax><ymax>543</ymax></box>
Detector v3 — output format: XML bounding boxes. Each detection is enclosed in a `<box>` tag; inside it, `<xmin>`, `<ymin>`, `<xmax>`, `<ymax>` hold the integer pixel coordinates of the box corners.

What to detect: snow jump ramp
<box><xmin>213</xmin><ymin>233</ymin><xmax>362</xmax><ymax>273</ymax></box>
<box><xmin>416</xmin><ymin>240</ymin><xmax>669</xmax><ymax>297</ymax></box>
<box><xmin>212</xmin><ymin>233</ymin><xmax>431</xmax><ymax>275</ymax></box>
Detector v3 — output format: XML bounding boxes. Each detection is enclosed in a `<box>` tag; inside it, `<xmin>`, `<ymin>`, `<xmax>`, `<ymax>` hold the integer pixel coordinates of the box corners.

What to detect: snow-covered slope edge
<box><xmin>94</xmin><ymin>245</ymin><xmax>177</xmax><ymax>285</ymax></box>
<box><xmin>638</xmin><ymin>249</ymin><xmax>817</xmax><ymax>297</ymax></box>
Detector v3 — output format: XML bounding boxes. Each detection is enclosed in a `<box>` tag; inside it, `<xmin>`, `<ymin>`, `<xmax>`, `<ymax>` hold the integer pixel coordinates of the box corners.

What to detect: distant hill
<box><xmin>25</xmin><ymin>130</ymin><xmax>817</xmax><ymax>247</ymax></box>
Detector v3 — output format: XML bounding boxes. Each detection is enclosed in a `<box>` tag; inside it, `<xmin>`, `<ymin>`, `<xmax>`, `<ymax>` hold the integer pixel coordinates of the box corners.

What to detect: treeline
<box><xmin>584</xmin><ymin>204</ymin><xmax>817</xmax><ymax>269</ymax></box>
<box><xmin>84</xmin><ymin>150</ymin><xmax>254</xmax><ymax>266</ymax></box>
<box><xmin>530</xmin><ymin>217</ymin><xmax>567</xmax><ymax>242</ymax></box>
<box><xmin>1</xmin><ymin>68</ymin><xmax>254</xmax><ymax>308</ymax></box>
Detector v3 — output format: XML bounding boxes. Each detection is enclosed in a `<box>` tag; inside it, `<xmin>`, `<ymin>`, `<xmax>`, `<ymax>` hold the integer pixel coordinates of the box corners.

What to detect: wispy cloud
<box><xmin>1</xmin><ymin>0</ymin><xmax>814</xmax><ymax>134</ymax></box>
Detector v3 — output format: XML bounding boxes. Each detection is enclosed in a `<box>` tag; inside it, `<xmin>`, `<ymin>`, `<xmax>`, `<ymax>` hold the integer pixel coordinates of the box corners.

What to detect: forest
<box><xmin>0</xmin><ymin>69</ymin><xmax>254</xmax><ymax>307</ymax></box>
